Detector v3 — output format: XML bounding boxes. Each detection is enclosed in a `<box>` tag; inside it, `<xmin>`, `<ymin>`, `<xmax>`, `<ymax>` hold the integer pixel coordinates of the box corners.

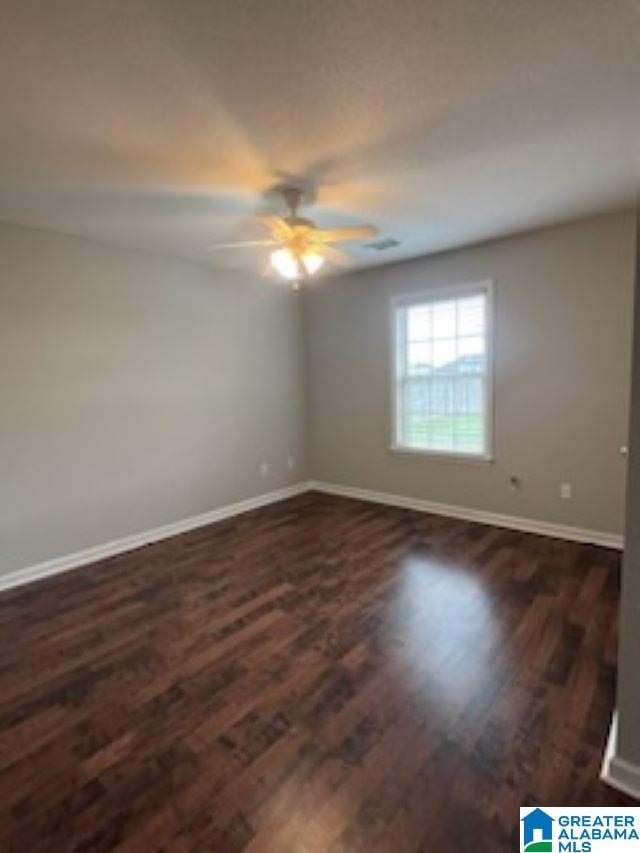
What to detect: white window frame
<box><xmin>389</xmin><ymin>280</ymin><xmax>495</xmax><ymax>463</ymax></box>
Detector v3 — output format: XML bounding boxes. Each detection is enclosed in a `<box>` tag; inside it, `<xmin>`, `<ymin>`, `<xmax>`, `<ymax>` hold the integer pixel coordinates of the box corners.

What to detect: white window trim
<box><xmin>389</xmin><ymin>280</ymin><xmax>495</xmax><ymax>464</ymax></box>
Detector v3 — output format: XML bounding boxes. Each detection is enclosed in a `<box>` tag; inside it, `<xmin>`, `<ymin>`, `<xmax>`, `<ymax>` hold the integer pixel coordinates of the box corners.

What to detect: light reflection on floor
<box><xmin>386</xmin><ymin>552</ymin><xmax>506</xmax><ymax>716</ymax></box>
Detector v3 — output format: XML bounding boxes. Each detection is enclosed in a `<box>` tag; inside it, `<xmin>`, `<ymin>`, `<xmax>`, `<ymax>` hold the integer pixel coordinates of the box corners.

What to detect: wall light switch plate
<box><xmin>560</xmin><ymin>482</ymin><xmax>572</xmax><ymax>500</ymax></box>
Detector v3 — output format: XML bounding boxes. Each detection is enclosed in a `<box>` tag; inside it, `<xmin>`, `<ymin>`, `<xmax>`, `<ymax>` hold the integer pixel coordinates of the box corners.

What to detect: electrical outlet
<box><xmin>286</xmin><ymin>456</ymin><xmax>295</xmax><ymax>470</ymax></box>
<box><xmin>259</xmin><ymin>462</ymin><xmax>269</xmax><ymax>478</ymax></box>
<box><xmin>560</xmin><ymin>482</ymin><xmax>572</xmax><ymax>500</ymax></box>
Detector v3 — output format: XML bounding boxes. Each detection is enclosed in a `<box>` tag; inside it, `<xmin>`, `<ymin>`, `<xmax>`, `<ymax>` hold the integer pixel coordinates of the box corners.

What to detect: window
<box><xmin>392</xmin><ymin>282</ymin><xmax>493</xmax><ymax>459</ymax></box>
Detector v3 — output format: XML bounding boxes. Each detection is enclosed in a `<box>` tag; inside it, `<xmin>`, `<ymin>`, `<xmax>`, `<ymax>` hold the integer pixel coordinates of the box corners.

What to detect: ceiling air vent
<box><xmin>364</xmin><ymin>237</ymin><xmax>400</xmax><ymax>251</ymax></box>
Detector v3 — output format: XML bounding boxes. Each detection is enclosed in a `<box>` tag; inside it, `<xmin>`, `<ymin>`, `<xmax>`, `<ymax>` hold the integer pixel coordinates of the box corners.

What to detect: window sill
<box><xmin>388</xmin><ymin>444</ymin><xmax>495</xmax><ymax>465</ymax></box>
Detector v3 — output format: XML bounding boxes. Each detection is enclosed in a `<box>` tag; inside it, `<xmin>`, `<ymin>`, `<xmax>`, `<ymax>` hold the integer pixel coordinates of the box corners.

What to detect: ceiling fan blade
<box><xmin>315</xmin><ymin>244</ymin><xmax>352</xmax><ymax>267</ymax></box>
<box><xmin>312</xmin><ymin>225</ymin><xmax>378</xmax><ymax>244</ymax></box>
<box><xmin>206</xmin><ymin>239</ymin><xmax>276</xmax><ymax>250</ymax></box>
<box><xmin>259</xmin><ymin>214</ymin><xmax>294</xmax><ymax>240</ymax></box>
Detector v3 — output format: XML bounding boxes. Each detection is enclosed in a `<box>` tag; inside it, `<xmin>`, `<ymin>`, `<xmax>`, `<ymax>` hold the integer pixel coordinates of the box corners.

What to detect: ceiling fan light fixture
<box><xmin>270</xmin><ymin>247</ymin><xmax>299</xmax><ymax>280</ymax></box>
<box><xmin>270</xmin><ymin>247</ymin><xmax>324</xmax><ymax>281</ymax></box>
<box><xmin>210</xmin><ymin>185</ymin><xmax>377</xmax><ymax>281</ymax></box>
<box><xmin>301</xmin><ymin>251</ymin><xmax>324</xmax><ymax>276</ymax></box>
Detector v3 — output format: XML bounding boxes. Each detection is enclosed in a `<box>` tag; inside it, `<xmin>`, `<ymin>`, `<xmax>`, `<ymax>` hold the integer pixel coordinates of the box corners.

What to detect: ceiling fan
<box><xmin>209</xmin><ymin>186</ymin><xmax>378</xmax><ymax>287</ymax></box>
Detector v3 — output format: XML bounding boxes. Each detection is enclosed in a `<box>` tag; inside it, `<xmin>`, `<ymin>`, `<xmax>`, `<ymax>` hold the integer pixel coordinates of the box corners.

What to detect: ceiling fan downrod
<box><xmin>281</xmin><ymin>186</ymin><xmax>303</xmax><ymax>219</ymax></box>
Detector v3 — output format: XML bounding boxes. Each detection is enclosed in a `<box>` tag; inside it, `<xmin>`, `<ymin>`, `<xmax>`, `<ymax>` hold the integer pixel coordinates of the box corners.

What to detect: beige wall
<box><xmin>0</xmin><ymin>224</ymin><xmax>306</xmax><ymax>575</ymax></box>
<box><xmin>306</xmin><ymin>210</ymin><xmax>637</xmax><ymax>535</ymax></box>
<box><xmin>2</xmin><ymin>210</ymin><xmax>635</xmax><ymax>577</ymax></box>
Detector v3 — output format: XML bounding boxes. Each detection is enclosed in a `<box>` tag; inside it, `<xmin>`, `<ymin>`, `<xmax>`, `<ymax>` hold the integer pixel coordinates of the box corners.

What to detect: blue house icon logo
<box><xmin>521</xmin><ymin>808</ymin><xmax>554</xmax><ymax>852</ymax></box>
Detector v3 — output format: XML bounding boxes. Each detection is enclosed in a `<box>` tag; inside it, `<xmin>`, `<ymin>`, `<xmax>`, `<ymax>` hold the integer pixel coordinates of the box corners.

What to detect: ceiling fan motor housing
<box><xmin>285</xmin><ymin>216</ymin><xmax>315</xmax><ymax>231</ymax></box>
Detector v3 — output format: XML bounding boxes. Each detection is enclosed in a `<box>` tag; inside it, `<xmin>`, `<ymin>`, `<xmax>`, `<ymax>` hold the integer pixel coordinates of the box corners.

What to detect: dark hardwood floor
<box><xmin>0</xmin><ymin>492</ymin><xmax>633</xmax><ymax>852</ymax></box>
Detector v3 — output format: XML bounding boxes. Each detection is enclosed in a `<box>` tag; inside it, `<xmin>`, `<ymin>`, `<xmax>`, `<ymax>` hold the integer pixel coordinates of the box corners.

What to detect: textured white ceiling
<box><xmin>0</xmin><ymin>0</ymin><xmax>638</xmax><ymax>272</ymax></box>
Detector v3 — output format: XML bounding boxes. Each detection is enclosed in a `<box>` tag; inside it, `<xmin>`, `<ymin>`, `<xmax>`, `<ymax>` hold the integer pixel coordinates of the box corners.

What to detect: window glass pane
<box><xmin>407</xmin><ymin>342</ymin><xmax>431</xmax><ymax>371</ymax></box>
<box><xmin>402</xmin><ymin>378</ymin><xmax>428</xmax><ymax>447</ymax></box>
<box><xmin>432</xmin><ymin>339</ymin><xmax>456</xmax><ymax>370</ymax></box>
<box><xmin>456</xmin><ymin>335</ymin><xmax>485</xmax><ymax>372</ymax></box>
<box><xmin>407</xmin><ymin>305</ymin><xmax>431</xmax><ymax>341</ymax></box>
<box><xmin>458</xmin><ymin>295</ymin><xmax>485</xmax><ymax>336</ymax></box>
<box><xmin>396</xmin><ymin>288</ymin><xmax>490</xmax><ymax>457</ymax></box>
<box><xmin>452</xmin><ymin>376</ymin><xmax>485</xmax><ymax>453</ymax></box>
<box><xmin>429</xmin><ymin>376</ymin><xmax>456</xmax><ymax>451</ymax></box>
<box><xmin>432</xmin><ymin>300</ymin><xmax>456</xmax><ymax>339</ymax></box>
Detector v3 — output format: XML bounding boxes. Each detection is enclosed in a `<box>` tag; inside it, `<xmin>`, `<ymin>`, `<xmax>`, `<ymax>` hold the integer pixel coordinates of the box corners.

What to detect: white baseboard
<box><xmin>0</xmin><ymin>481</ymin><xmax>313</xmax><ymax>594</ymax></box>
<box><xmin>308</xmin><ymin>480</ymin><xmax>624</xmax><ymax>550</ymax></box>
<box><xmin>2</xmin><ymin>477</ymin><xmax>623</xmax><ymax>595</ymax></box>
<box><xmin>601</xmin><ymin>712</ymin><xmax>640</xmax><ymax>800</ymax></box>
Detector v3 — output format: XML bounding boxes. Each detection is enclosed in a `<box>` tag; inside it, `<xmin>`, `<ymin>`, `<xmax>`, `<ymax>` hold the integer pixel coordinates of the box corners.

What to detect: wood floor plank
<box><xmin>0</xmin><ymin>491</ymin><xmax>633</xmax><ymax>852</ymax></box>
